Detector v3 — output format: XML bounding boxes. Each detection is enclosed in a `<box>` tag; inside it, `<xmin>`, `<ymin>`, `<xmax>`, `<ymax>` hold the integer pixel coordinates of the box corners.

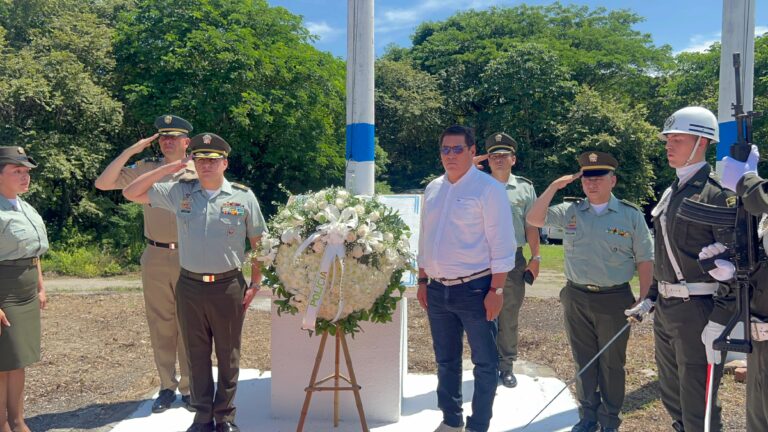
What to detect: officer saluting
<box><xmin>527</xmin><ymin>151</ymin><xmax>654</xmax><ymax>432</ymax></box>
<box><xmin>123</xmin><ymin>133</ymin><xmax>266</xmax><ymax>432</ymax></box>
<box><xmin>95</xmin><ymin>115</ymin><xmax>196</xmax><ymax>413</ymax></box>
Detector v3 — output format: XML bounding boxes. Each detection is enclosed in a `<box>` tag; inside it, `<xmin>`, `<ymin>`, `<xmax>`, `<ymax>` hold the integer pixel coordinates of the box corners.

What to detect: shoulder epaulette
<box><xmin>179</xmin><ymin>178</ymin><xmax>197</xmax><ymax>184</ymax></box>
<box><xmin>516</xmin><ymin>176</ymin><xmax>533</xmax><ymax>185</ymax></box>
<box><xmin>232</xmin><ymin>182</ymin><xmax>250</xmax><ymax>191</ymax></box>
<box><xmin>707</xmin><ymin>172</ymin><xmax>725</xmax><ymax>187</ymax></box>
<box><xmin>619</xmin><ymin>199</ymin><xmax>642</xmax><ymax>212</ymax></box>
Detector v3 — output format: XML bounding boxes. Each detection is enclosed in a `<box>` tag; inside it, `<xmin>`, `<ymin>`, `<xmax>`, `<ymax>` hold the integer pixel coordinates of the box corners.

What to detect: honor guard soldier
<box><xmin>0</xmin><ymin>146</ymin><xmax>48</xmax><ymax>432</ymax></box>
<box><xmin>527</xmin><ymin>151</ymin><xmax>654</xmax><ymax>432</ymax></box>
<box><xmin>122</xmin><ymin>133</ymin><xmax>266</xmax><ymax>432</ymax></box>
<box><xmin>475</xmin><ymin>132</ymin><xmax>540</xmax><ymax>388</ymax></box>
<box><xmin>95</xmin><ymin>115</ymin><xmax>196</xmax><ymax>413</ymax></box>
<box><xmin>625</xmin><ymin>106</ymin><xmax>736</xmax><ymax>432</ymax></box>
<box><xmin>697</xmin><ymin>144</ymin><xmax>768</xmax><ymax>431</ymax></box>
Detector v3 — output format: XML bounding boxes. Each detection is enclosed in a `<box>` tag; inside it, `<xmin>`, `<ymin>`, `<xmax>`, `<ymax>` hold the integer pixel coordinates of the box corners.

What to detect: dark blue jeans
<box><xmin>427</xmin><ymin>275</ymin><xmax>497</xmax><ymax>432</ymax></box>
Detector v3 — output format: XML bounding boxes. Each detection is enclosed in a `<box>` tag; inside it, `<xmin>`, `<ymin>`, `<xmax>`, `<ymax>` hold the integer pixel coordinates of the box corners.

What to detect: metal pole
<box><xmin>345</xmin><ymin>0</ymin><xmax>375</xmax><ymax>196</ymax></box>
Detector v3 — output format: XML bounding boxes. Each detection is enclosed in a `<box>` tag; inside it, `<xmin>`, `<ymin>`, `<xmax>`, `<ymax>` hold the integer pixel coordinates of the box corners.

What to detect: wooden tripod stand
<box><xmin>296</xmin><ymin>325</ymin><xmax>369</xmax><ymax>432</ymax></box>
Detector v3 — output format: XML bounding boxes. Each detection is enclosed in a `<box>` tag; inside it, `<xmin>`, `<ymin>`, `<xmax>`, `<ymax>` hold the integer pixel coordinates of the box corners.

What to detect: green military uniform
<box><xmin>107</xmin><ymin>114</ymin><xmax>196</xmax><ymax>399</ymax></box>
<box><xmin>730</xmin><ymin>172</ymin><xmax>768</xmax><ymax>431</ymax></box>
<box><xmin>648</xmin><ymin>164</ymin><xmax>735</xmax><ymax>432</ymax></box>
<box><xmin>485</xmin><ymin>132</ymin><xmax>538</xmax><ymax>376</ymax></box>
<box><xmin>148</xmin><ymin>133</ymin><xmax>266</xmax><ymax>427</ymax></box>
<box><xmin>545</xmin><ymin>152</ymin><xmax>654</xmax><ymax>430</ymax></box>
<box><xmin>0</xmin><ymin>147</ymin><xmax>49</xmax><ymax>372</ymax></box>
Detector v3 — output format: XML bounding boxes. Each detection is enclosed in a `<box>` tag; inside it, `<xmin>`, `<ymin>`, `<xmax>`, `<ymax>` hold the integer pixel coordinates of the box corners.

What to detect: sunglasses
<box><xmin>440</xmin><ymin>145</ymin><xmax>468</xmax><ymax>155</ymax></box>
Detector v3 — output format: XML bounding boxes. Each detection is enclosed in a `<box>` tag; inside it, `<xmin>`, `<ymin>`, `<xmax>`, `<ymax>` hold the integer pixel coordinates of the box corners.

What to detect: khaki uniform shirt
<box><xmin>110</xmin><ymin>158</ymin><xmax>197</xmax><ymax>243</ymax></box>
<box><xmin>546</xmin><ymin>194</ymin><xmax>654</xmax><ymax>286</ymax></box>
<box><xmin>148</xmin><ymin>178</ymin><xmax>267</xmax><ymax>274</ymax></box>
<box><xmin>0</xmin><ymin>197</ymin><xmax>49</xmax><ymax>260</ymax></box>
<box><xmin>505</xmin><ymin>175</ymin><xmax>537</xmax><ymax>248</ymax></box>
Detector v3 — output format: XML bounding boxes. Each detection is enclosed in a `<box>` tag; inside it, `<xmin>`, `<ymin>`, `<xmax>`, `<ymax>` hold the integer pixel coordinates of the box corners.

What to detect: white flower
<box><xmin>354</xmin><ymin>204</ymin><xmax>366</xmax><ymax>216</ymax></box>
<box><xmin>384</xmin><ymin>232</ymin><xmax>394</xmax><ymax>242</ymax></box>
<box><xmin>313</xmin><ymin>212</ymin><xmax>327</xmax><ymax>223</ymax></box>
<box><xmin>368</xmin><ymin>211</ymin><xmax>380</xmax><ymax>222</ymax></box>
<box><xmin>303</xmin><ymin>199</ymin><xmax>317</xmax><ymax>211</ymax></box>
<box><xmin>281</xmin><ymin>227</ymin><xmax>302</xmax><ymax>244</ymax></box>
<box><xmin>357</xmin><ymin>224</ymin><xmax>369</xmax><ymax>237</ymax></box>
<box><xmin>337</xmin><ymin>190</ymin><xmax>349</xmax><ymax>199</ymax></box>
<box><xmin>352</xmin><ymin>245</ymin><xmax>364</xmax><ymax>258</ymax></box>
<box><xmin>346</xmin><ymin>232</ymin><xmax>357</xmax><ymax>242</ymax></box>
<box><xmin>317</xmin><ymin>200</ymin><xmax>328</xmax><ymax>210</ymax></box>
<box><xmin>335</xmin><ymin>198</ymin><xmax>345</xmax><ymax>208</ymax></box>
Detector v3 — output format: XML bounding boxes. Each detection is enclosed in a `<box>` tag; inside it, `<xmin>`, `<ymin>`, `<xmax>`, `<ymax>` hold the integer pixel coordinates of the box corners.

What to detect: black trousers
<box><xmin>176</xmin><ymin>272</ymin><xmax>246</xmax><ymax>424</ymax></box>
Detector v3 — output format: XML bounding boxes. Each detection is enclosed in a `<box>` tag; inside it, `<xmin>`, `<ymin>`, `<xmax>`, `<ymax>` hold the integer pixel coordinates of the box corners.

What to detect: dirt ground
<box><xmin>24</xmin><ymin>292</ymin><xmax>746</xmax><ymax>431</ymax></box>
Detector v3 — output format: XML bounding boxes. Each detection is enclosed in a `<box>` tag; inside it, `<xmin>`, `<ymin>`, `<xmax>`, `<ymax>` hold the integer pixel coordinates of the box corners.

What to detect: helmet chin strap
<box><xmin>683</xmin><ymin>135</ymin><xmax>703</xmax><ymax>167</ymax></box>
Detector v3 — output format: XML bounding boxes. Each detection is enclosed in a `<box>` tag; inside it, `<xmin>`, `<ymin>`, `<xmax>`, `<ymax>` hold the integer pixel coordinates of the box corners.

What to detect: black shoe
<box><xmin>216</xmin><ymin>421</ymin><xmax>241</xmax><ymax>432</ymax></box>
<box><xmin>181</xmin><ymin>394</ymin><xmax>195</xmax><ymax>412</ymax></box>
<box><xmin>500</xmin><ymin>369</ymin><xmax>517</xmax><ymax>388</ymax></box>
<box><xmin>151</xmin><ymin>389</ymin><xmax>177</xmax><ymax>413</ymax></box>
<box><xmin>570</xmin><ymin>419</ymin><xmax>599</xmax><ymax>432</ymax></box>
<box><xmin>186</xmin><ymin>421</ymin><xmax>215</xmax><ymax>432</ymax></box>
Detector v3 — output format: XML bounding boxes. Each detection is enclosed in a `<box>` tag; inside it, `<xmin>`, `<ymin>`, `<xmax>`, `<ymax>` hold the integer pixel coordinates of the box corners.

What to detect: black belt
<box><xmin>567</xmin><ymin>280</ymin><xmax>629</xmax><ymax>293</ymax></box>
<box><xmin>147</xmin><ymin>238</ymin><xmax>178</xmax><ymax>249</ymax></box>
<box><xmin>180</xmin><ymin>268</ymin><xmax>241</xmax><ymax>283</ymax></box>
<box><xmin>0</xmin><ymin>257</ymin><xmax>39</xmax><ymax>267</ymax></box>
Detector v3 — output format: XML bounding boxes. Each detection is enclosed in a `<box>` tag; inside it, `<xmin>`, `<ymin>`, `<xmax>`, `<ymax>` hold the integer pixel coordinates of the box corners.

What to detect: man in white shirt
<box><xmin>417</xmin><ymin>125</ymin><xmax>517</xmax><ymax>432</ymax></box>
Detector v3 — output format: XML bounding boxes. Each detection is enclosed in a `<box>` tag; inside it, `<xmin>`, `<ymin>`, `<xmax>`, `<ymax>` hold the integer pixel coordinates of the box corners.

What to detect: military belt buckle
<box><xmin>169</xmin><ymin>243</ymin><xmax>177</xmax><ymax>250</ymax></box>
<box><xmin>586</xmin><ymin>284</ymin><xmax>600</xmax><ymax>292</ymax></box>
<box><xmin>202</xmin><ymin>274</ymin><xmax>216</xmax><ymax>283</ymax></box>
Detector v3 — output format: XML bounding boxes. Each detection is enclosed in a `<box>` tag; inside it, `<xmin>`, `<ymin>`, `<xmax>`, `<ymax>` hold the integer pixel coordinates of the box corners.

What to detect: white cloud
<box><xmin>757</xmin><ymin>25</ymin><xmax>768</xmax><ymax>37</ymax></box>
<box><xmin>679</xmin><ymin>25</ymin><xmax>768</xmax><ymax>54</ymax></box>
<box><xmin>306</xmin><ymin>21</ymin><xmax>343</xmax><ymax>42</ymax></box>
<box><xmin>377</xmin><ymin>0</ymin><xmax>504</xmax><ymax>34</ymax></box>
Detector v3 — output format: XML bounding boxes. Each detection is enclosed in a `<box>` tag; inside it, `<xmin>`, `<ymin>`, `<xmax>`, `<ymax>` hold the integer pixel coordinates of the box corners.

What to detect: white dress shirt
<box><xmin>418</xmin><ymin>166</ymin><xmax>517</xmax><ymax>279</ymax></box>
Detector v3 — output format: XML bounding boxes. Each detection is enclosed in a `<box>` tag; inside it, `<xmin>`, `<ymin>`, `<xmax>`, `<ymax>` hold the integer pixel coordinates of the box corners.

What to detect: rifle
<box><xmin>677</xmin><ymin>52</ymin><xmax>761</xmax><ymax>355</ymax></box>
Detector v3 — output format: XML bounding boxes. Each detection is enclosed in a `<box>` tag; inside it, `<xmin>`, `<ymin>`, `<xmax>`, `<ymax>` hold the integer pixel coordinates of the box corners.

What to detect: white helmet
<box><xmin>659</xmin><ymin>106</ymin><xmax>719</xmax><ymax>143</ymax></box>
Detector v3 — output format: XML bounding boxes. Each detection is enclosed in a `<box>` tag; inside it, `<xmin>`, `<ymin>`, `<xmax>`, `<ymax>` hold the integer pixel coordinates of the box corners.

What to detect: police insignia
<box><xmin>565</xmin><ymin>215</ymin><xmax>577</xmax><ymax>234</ymax></box>
<box><xmin>17</xmin><ymin>147</ymin><xmax>24</xmax><ymax>154</ymax></box>
<box><xmin>495</xmin><ymin>134</ymin><xmax>502</xmax><ymax>142</ymax></box>
<box><xmin>588</xmin><ymin>153</ymin><xmax>598</xmax><ymax>163</ymax></box>
<box><xmin>664</xmin><ymin>115</ymin><xmax>675</xmax><ymax>130</ymax></box>
<box><xmin>726</xmin><ymin>196</ymin><xmax>737</xmax><ymax>207</ymax></box>
<box><xmin>203</xmin><ymin>134</ymin><xmax>212</xmax><ymax>144</ymax></box>
<box><xmin>164</xmin><ymin>115</ymin><xmax>173</xmax><ymax>124</ymax></box>
<box><xmin>180</xmin><ymin>194</ymin><xmax>192</xmax><ymax>213</ymax></box>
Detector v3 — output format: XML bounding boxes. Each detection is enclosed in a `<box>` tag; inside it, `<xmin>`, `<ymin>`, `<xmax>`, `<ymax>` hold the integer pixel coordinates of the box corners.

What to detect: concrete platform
<box><xmin>110</xmin><ymin>368</ymin><xmax>578</xmax><ymax>432</ymax></box>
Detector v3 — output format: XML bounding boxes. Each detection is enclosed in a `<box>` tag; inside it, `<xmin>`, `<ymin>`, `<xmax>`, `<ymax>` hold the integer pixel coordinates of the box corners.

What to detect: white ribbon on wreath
<box><xmin>294</xmin><ymin>205</ymin><xmax>358</xmax><ymax>330</ymax></box>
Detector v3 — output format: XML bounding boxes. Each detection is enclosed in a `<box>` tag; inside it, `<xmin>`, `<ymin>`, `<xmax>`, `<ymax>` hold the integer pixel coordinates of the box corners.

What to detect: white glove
<box><xmin>701</xmin><ymin>320</ymin><xmax>726</xmax><ymax>364</ymax></box>
<box><xmin>698</xmin><ymin>242</ymin><xmax>735</xmax><ymax>281</ymax></box>
<box><xmin>720</xmin><ymin>144</ymin><xmax>759</xmax><ymax>192</ymax></box>
<box><xmin>624</xmin><ymin>298</ymin><xmax>654</xmax><ymax>318</ymax></box>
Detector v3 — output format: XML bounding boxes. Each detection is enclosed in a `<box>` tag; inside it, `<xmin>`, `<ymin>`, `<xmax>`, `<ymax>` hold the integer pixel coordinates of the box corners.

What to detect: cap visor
<box><xmin>159</xmin><ymin>131</ymin><xmax>187</xmax><ymax>136</ymax></box>
<box><xmin>581</xmin><ymin>169</ymin><xmax>612</xmax><ymax>177</ymax></box>
<box><xmin>0</xmin><ymin>157</ymin><xmax>37</xmax><ymax>168</ymax></box>
<box><xmin>192</xmin><ymin>153</ymin><xmax>225</xmax><ymax>159</ymax></box>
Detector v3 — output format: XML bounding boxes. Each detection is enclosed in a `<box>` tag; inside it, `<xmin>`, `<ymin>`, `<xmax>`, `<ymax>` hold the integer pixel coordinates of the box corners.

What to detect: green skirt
<box><xmin>0</xmin><ymin>264</ymin><xmax>40</xmax><ymax>371</ymax></box>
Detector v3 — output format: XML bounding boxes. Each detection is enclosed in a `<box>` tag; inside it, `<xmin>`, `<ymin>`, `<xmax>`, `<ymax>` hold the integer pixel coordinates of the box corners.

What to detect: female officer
<box><xmin>0</xmin><ymin>146</ymin><xmax>48</xmax><ymax>432</ymax></box>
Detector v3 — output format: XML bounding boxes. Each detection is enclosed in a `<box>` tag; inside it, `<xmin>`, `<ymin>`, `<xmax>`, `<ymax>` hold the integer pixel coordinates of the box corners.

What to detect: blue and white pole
<box><xmin>716</xmin><ymin>0</ymin><xmax>755</xmax><ymax>174</ymax></box>
<box><xmin>345</xmin><ymin>0</ymin><xmax>375</xmax><ymax>196</ymax></box>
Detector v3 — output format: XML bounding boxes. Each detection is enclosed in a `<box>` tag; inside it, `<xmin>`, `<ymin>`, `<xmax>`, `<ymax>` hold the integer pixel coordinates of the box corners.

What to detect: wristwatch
<box><xmin>418</xmin><ymin>277</ymin><xmax>429</xmax><ymax>285</ymax></box>
<box><xmin>530</xmin><ymin>255</ymin><xmax>542</xmax><ymax>262</ymax></box>
<box><xmin>493</xmin><ymin>287</ymin><xmax>503</xmax><ymax>295</ymax></box>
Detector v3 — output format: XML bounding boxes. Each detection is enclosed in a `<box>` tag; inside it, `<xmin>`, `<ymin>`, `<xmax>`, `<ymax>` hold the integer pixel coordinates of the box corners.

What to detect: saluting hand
<box><xmin>162</xmin><ymin>156</ymin><xmax>191</xmax><ymax>175</ymax></box>
<box><xmin>0</xmin><ymin>308</ymin><xmax>10</xmax><ymax>336</ymax></box>
<box><xmin>484</xmin><ymin>290</ymin><xmax>503</xmax><ymax>321</ymax></box>
<box><xmin>127</xmin><ymin>133</ymin><xmax>160</xmax><ymax>156</ymax></box>
<box><xmin>473</xmin><ymin>154</ymin><xmax>489</xmax><ymax>170</ymax></box>
<box><xmin>550</xmin><ymin>172</ymin><xmax>582</xmax><ymax>190</ymax></box>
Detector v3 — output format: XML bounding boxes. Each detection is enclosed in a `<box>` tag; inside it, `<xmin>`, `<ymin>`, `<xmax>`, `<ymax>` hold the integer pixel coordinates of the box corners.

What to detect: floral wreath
<box><xmin>253</xmin><ymin>187</ymin><xmax>413</xmax><ymax>335</ymax></box>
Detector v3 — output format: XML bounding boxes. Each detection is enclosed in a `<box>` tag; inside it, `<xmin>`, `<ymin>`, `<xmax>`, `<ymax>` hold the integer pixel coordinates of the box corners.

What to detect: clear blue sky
<box><xmin>268</xmin><ymin>0</ymin><xmax>767</xmax><ymax>58</ymax></box>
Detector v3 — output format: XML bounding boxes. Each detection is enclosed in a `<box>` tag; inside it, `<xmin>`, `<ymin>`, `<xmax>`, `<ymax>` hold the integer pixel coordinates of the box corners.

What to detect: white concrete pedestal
<box><xmin>270</xmin><ymin>298</ymin><xmax>407</xmax><ymax>423</ymax></box>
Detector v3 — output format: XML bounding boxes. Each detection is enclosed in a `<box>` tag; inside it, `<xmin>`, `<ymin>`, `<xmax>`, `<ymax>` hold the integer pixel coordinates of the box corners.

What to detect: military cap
<box><xmin>154</xmin><ymin>114</ymin><xmax>193</xmax><ymax>136</ymax></box>
<box><xmin>189</xmin><ymin>133</ymin><xmax>231</xmax><ymax>159</ymax></box>
<box><xmin>485</xmin><ymin>132</ymin><xmax>518</xmax><ymax>154</ymax></box>
<box><xmin>578</xmin><ymin>151</ymin><xmax>618</xmax><ymax>177</ymax></box>
<box><xmin>0</xmin><ymin>146</ymin><xmax>37</xmax><ymax>168</ymax></box>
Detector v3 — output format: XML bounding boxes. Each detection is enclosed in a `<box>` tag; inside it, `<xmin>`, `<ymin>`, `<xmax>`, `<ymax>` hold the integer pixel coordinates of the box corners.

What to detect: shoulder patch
<box><xmin>516</xmin><ymin>176</ymin><xmax>533</xmax><ymax>185</ymax></box>
<box><xmin>619</xmin><ymin>199</ymin><xmax>642</xmax><ymax>212</ymax></box>
<box><xmin>232</xmin><ymin>182</ymin><xmax>250</xmax><ymax>191</ymax></box>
